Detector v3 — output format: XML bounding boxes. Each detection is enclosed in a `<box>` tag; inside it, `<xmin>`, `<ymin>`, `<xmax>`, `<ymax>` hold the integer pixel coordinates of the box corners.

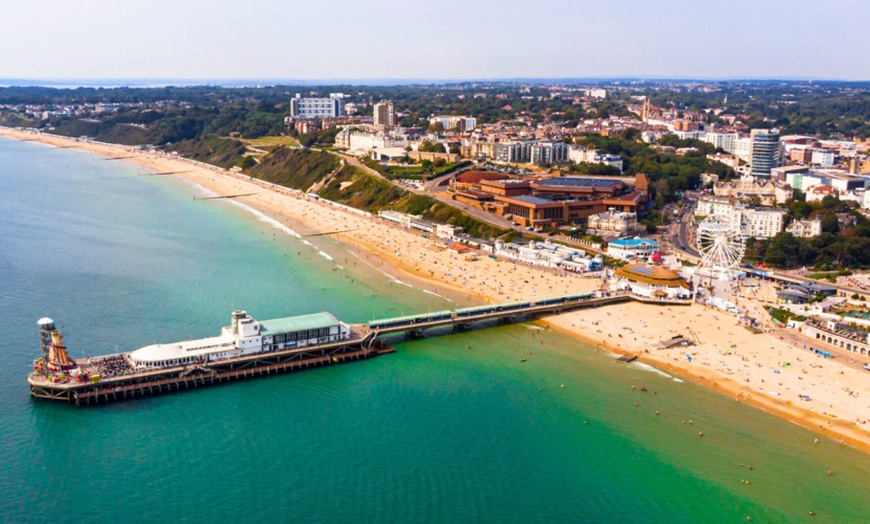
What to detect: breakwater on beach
<box><xmin>3</xmin><ymin>137</ymin><xmax>870</xmax><ymax>523</ymax></box>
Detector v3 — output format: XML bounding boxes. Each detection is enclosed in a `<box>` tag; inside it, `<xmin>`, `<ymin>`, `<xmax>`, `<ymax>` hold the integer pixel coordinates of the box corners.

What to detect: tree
<box><xmin>239</xmin><ymin>155</ymin><xmax>256</xmax><ymax>169</ymax></box>
<box><xmin>418</xmin><ymin>141</ymin><xmax>446</xmax><ymax>153</ymax></box>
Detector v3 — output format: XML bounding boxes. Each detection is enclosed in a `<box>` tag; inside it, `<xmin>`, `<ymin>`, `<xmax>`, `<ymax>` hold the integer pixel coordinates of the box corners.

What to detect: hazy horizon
<box><xmin>1</xmin><ymin>75</ymin><xmax>869</xmax><ymax>90</ymax></box>
<box><xmin>1</xmin><ymin>0</ymin><xmax>868</xmax><ymax>81</ymax></box>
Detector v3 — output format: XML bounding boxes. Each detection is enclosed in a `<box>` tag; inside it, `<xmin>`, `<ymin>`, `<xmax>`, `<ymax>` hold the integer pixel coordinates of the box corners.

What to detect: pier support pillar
<box><xmin>453</xmin><ymin>323</ymin><xmax>471</xmax><ymax>333</ymax></box>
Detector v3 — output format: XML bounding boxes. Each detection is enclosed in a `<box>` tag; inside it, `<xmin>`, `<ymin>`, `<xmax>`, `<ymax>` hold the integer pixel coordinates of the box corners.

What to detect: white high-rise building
<box><xmin>289</xmin><ymin>94</ymin><xmax>344</xmax><ymax>119</ymax></box>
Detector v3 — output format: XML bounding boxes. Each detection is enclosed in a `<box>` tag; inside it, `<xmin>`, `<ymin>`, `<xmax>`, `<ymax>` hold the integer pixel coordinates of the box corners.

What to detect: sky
<box><xmin>1</xmin><ymin>0</ymin><xmax>868</xmax><ymax>82</ymax></box>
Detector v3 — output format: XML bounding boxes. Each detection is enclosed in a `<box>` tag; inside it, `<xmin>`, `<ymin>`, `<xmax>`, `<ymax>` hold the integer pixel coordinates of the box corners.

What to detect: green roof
<box><xmin>260</xmin><ymin>312</ymin><xmax>340</xmax><ymax>335</ymax></box>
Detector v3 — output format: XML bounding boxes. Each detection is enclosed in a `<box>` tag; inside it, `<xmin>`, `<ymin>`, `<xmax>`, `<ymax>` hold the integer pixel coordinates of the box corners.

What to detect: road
<box><xmin>660</xmin><ymin>196</ymin><xmax>701</xmax><ymax>262</ymax></box>
<box><xmin>423</xmin><ymin>163</ymin><xmax>476</xmax><ymax>191</ymax></box>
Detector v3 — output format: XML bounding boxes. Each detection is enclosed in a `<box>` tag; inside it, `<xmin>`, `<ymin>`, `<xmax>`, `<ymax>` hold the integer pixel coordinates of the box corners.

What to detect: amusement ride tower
<box><xmin>37</xmin><ymin>318</ymin><xmax>77</xmax><ymax>373</ymax></box>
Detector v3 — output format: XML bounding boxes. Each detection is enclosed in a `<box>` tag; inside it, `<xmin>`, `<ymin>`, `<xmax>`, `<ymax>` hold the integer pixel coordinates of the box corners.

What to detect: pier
<box><xmin>367</xmin><ymin>292</ymin><xmax>632</xmax><ymax>336</ymax></box>
<box><xmin>29</xmin><ymin>327</ymin><xmax>386</xmax><ymax>405</ymax></box>
<box><xmin>28</xmin><ymin>291</ymin><xmax>686</xmax><ymax>405</ymax></box>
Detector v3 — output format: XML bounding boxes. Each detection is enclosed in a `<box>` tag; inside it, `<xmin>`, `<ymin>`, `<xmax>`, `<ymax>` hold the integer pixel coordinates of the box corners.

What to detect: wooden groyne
<box><xmin>193</xmin><ymin>193</ymin><xmax>257</xmax><ymax>201</ymax></box>
<box><xmin>138</xmin><ymin>170</ymin><xmax>192</xmax><ymax>176</ymax></box>
<box><xmin>303</xmin><ymin>229</ymin><xmax>358</xmax><ymax>238</ymax></box>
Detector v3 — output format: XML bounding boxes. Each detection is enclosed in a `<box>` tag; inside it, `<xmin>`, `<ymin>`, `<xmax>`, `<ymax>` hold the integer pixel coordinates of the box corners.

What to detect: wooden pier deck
<box><xmin>370</xmin><ymin>294</ymin><xmax>632</xmax><ymax>336</ymax></box>
<box><xmin>29</xmin><ymin>332</ymin><xmax>382</xmax><ymax>405</ymax></box>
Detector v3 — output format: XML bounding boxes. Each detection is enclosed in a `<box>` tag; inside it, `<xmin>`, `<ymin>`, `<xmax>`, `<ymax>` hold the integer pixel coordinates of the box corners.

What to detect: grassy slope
<box><xmin>167</xmin><ymin>137</ymin><xmax>248</xmax><ymax>169</ymax></box>
<box><xmin>252</xmin><ymin>147</ymin><xmax>340</xmax><ymax>191</ymax></box>
<box><xmin>0</xmin><ymin>112</ymin><xmax>36</xmax><ymax>128</ymax></box>
<box><xmin>320</xmin><ymin>163</ymin><xmax>506</xmax><ymax>239</ymax></box>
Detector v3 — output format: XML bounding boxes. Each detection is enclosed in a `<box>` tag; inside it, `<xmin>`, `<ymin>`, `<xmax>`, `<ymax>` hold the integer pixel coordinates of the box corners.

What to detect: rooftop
<box><xmin>130</xmin><ymin>335</ymin><xmax>235</xmax><ymax>363</ymax></box>
<box><xmin>511</xmin><ymin>195</ymin><xmax>559</xmax><ymax>205</ymax></box>
<box><xmin>454</xmin><ymin>170</ymin><xmax>509</xmax><ymax>184</ymax></box>
<box><xmin>609</xmin><ymin>238</ymin><xmax>658</xmax><ymax>248</ymax></box>
<box><xmin>614</xmin><ymin>264</ymin><xmax>690</xmax><ymax>289</ymax></box>
<box><xmin>538</xmin><ymin>177</ymin><xmax>621</xmax><ymax>188</ymax></box>
<box><xmin>260</xmin><ymin>312</ymin><xmax>341</xmax><ymax>335</ymax></box>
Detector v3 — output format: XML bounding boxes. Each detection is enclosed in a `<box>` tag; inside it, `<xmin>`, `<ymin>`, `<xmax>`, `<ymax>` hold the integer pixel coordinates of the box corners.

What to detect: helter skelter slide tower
<box><xmin>35</xmin><ymin>318</ymin><xmax>77</xmax><ymax>374</ymax></box>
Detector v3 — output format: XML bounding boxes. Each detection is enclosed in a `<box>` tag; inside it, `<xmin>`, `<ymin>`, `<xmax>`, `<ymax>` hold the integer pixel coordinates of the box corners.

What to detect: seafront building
<box><xmin>612</xmin><ymin>264</ymin><xmax>693</xmax><ymax>300</ymax></box>
<box><xmin>606</xmin><ymin>238</ymin><xmax>659</xmax><ymax>261</ymax></box>
<box><xmin>493</xmin><ymin>240</ymin><xmax>600</xmax><ymax>272</ymax></box>
<box><xmin>450</xmin><ymin>173</ymin><xmax>649</xmax><ymax>228</ymax></box>
<box><xmin>130</xmin><ymin>311</ymin><xmax>350</xmax><ymax>369</ymax></box>
<box><xmin>586</xmin><ymin>210</ymin><xmax>637</xmax><ymax>237</ymax></box>
<box><xmin>802</xmin><ymin>319</ymin><xmax>870</xmax><ymax>356</ymax></box>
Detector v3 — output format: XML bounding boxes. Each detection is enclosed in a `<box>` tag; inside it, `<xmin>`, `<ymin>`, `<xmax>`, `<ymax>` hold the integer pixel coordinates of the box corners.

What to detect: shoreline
<box><xmin>4</xmin><ymin>127</ymin><xmax>869</xmax><ymax>452</ymax></box>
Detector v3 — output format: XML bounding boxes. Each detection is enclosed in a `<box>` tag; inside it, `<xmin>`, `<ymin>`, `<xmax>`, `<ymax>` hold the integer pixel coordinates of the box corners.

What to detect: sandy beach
<box><xmin>4</xmin><ymin>126</ymin><xmax>870</xmax><ymax>452</ymax></box>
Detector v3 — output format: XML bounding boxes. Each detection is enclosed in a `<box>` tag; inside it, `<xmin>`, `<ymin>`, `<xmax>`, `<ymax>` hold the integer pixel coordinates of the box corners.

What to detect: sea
<box><xmin>1</xmin><ymin>137</ymin><xmax>869</xmax><ymax>523</ymax></box>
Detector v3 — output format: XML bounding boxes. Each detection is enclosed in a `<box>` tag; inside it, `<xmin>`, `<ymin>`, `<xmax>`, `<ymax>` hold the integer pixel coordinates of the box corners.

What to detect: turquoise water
<box><xmin>2</xmin><ymin>138</ymin><xmax>870</xmax><ymax>523</ymax></box>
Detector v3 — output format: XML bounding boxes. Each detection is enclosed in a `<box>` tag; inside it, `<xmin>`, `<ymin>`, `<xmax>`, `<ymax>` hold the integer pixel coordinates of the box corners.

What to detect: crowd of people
<box><xmin>92</xmin><ymin>355</ymin><xmax>134</xmax><ymax>377</ymax></box>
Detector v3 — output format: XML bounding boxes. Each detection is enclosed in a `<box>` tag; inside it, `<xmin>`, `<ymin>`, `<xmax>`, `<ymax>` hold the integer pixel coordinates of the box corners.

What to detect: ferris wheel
<box><xmin>696</xmin><ymin>215</ymin><xmax>746</xmax><ymax>279</ymax></box>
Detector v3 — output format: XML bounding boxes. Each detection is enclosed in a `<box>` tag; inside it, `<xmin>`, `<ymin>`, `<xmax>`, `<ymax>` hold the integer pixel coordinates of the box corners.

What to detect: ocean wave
<box><xmin>227</xmin><ymin>200</ymin><xmax>302</xmax><ymax>238</ymax></box>
<box><xmin>629</xmin><ymin>361</ymin><xmax>674</xmax><ymax>380</ymax></box>
<box><xmin>183</xmin><ymin>180</ymin><xmax>219</xmax><ymax>199</ymax></box>
<box><xmin>226</xmin><ymin>200</ymin><xmax>338</xmax><ymax>261</ymax></box>
<box><xmin>422</xmin><ymin>289</ymin><xmax>452</xmax><ymax>301</ymax></box>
